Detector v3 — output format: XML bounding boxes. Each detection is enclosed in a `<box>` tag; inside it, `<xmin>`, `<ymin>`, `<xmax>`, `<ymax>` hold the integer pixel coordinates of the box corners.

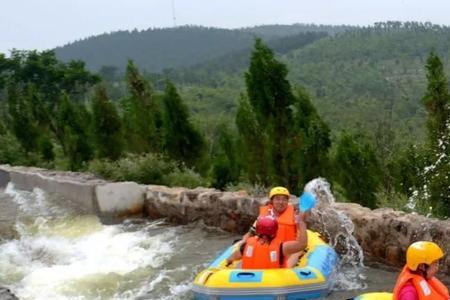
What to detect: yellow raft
<box><xmin>193</xmin><ymin>230</ymin><xmax>338</xmax><ymax>300</ymax></box>
<box><xmin>352</xmin><ymin>292</ymin><xmax>392</xmax><ymax>299</ymax></box>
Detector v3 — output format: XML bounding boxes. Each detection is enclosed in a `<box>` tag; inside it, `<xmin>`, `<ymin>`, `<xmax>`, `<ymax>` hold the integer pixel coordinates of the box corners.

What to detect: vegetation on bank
<box><xmin>0</xmin><ymin>24</ymin><xmax>449</xmax><ymax>218</ymax></box>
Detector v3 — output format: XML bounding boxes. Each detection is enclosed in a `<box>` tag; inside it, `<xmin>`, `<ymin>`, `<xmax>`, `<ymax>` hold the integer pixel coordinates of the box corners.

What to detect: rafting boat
<box><xmin>351</xmin><ymin>292</ymin><xmax>392</xmax><ymax>300</ymax></box>
<box><xmin>193</xmin><ymin>230</ymin><xmax>338</xmax><ymax>300</ymax></box>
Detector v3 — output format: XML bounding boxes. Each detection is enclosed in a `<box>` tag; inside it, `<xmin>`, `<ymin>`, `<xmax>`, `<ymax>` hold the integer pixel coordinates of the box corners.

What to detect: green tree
<box><xmin>334</xmin><ymin>132</ymin><xmax>382</xmax><ymax>209</ymax></box>
<box><xmin>162</xmin><ymin>80</ymin><xmax>206</xmax><ymax>169</ymax></box>
<box><xmin>56</xmin><ymin>95</ymin><xmax>92</xmax><ymax>170</ymax></box>
<box><xmin>293</xmin><ymin>88</ymin><xmax>331</xmax><ymax>186</ymax></box>
<box><xmin>418</xmin><ymin>51</ymin><xmax>450</xmax><ymax>217</ymax></box>
<box><xmin>7</xmin><ymin>83</ymin><xmax>39</xmax><ymax>153</ymax></box>
<box><xmin>122</xmin><ymin>60</ymin><xmax>162</xmax><ymax>153</ymax></box>
<box><xmin>210</xmin><ymin>123</ymin><xmax>240</xmax><ymax>189</ymax></box>
<box><xmin>236</xmin><ymin>95</ymin><xmax>269</xmax><ymax>183</ymax></box>
<box><xmin>92</xmin><ymin>85</ymin><xmax>124</xmax><ymax>160</ymax></box>
<box><xmin>237</xmin><ymin>39</ymin><xmax>330</xmax><ymax>192</ymax></box>
<box><xmin>423</xmin><ymin>51</ymin><xmax>450</xmax><ymax>146</ymax></box>
<box><xmin>240</xmin><ymin>39</ymin><xmax>297</xmax><ymax>186</ymax></box>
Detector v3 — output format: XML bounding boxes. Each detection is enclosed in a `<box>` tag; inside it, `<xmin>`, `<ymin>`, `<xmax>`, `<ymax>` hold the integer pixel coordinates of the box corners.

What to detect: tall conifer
<box><xmin>162</xmin><ymin>80</ymin><xmax>205</xmax><ymax>169</ymax></box>
<box><xmin>92</xmin><ymin>85</ymin><xmax>123</xmax><ymax>160</ymax></box>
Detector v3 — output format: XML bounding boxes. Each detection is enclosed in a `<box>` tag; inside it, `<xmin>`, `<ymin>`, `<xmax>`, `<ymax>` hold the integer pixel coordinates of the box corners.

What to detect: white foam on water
<box><xmin>305</xmin><ymin>178</ymin><xmax>367</xmax><ymax>290</ymax></box>
<box><xmin>1</xmin><ymin>184</ymin><xmax>176</xmax><ymax>300</ymax></box>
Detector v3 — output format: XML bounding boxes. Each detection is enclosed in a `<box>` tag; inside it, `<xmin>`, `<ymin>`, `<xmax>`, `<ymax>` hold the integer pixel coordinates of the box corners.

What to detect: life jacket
<box><xmin>393</xmin><ymin>266</ymin><xmax>449</xmax><ymax>300</ymax></box>
<box><xmin>241</xmin><ymin>236</ymin><xmax>282</xmax><ymax>269</ymax></box>
<box><xmin>259</xmin><ymin>204</ymin><xmax>296</xmax><ymax>242</ymax></box>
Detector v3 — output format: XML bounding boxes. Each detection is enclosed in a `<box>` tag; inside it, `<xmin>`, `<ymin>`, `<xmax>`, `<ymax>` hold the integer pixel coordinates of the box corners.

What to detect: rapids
<box><xmin>0</xmin><ymin>184</ymin><xmax>399</xmax><ymax>300</ymax></box>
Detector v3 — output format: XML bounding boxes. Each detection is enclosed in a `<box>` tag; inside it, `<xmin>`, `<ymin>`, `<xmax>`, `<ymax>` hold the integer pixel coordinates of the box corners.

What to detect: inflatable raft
<box><xmin>352</xmin><ymin>292</ymin><xmax>392</xmax><ymax>300</ymax></box>
<box><xmin>193</xmin><ymin>230</ymin><xmax>338</xmax><ymax>300</ymax></box>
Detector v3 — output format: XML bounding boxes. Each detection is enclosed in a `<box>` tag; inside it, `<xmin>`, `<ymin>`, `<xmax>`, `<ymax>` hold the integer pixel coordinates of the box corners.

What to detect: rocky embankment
<box><xmin>0</xmin><ymin>165</ymin><xmax>449</xmax><ymax>277</ymax></box>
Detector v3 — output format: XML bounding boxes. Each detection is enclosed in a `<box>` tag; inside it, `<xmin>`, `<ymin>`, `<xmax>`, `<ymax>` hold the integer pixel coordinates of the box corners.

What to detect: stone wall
<box><xmin>1</xmin><ymin>165</ymin><xmax>449</xmax><ymax>276</ymax></box>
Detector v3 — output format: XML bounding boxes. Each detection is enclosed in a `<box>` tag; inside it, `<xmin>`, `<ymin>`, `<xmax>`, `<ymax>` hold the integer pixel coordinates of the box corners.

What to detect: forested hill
<box><xmin>53</xmin><ymin>24</ymin><xmax>348</xmax><ymax>73</ymax></box>
<box><xmin>169</xmin><ymin>22</ymin><xmax>450</xmax><ymax>141</ymax></box>
<box><xmin>54</xmin><ymin>26</ymin><xmax>258</xmax><ymax>72</ymax></box>
<box><xmin>242</xmin><ymin>23</ymin><xmax>354</xmax><ymax>38</ymax></box>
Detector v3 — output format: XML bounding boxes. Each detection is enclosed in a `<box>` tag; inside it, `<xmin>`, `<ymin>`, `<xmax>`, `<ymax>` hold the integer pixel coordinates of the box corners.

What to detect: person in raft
<box><xmin>240</xmin><ymin>186</ymin><xmax>308</xmax><ymax>267</ymax></box>
<box><xmin>225</xmin><ymin>215</ymin><xmax>306</xmax><ymax>269</ymax></box>
<box><xmin>393</xmin><ymin>241</ymin><xmax>449</xmax><ymax>300</ymax></box>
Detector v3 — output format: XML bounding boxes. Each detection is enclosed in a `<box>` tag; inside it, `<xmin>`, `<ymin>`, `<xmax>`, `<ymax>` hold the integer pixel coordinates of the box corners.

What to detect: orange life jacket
<box><xmin>241</xmin><ymin>236</ymin><xmax>282</xmax><ymax>269</ymax></box>
<box><xmin>393</xmin><ymin>266</ymin><xmax>449</xmax><ymax>300</ymax></box>
<box><xmin>259</xmin><ymin>204</ymin><xmax>296</xmax><ymax>242</ymax></box>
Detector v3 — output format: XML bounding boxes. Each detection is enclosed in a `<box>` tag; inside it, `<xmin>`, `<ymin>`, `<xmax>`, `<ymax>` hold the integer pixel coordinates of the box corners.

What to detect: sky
<box><xmin>2</xmin><ymin>0</ymin><xmax>450</xmax><ymax>54</ymax></box>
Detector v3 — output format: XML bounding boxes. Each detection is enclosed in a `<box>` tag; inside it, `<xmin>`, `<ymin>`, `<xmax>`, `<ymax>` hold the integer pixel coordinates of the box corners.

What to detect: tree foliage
<box><xmin>92</xmin><ymin>85</ymin><xmax>124</xmax><ymax>160</ymax></box>
<box><xmin>237</xmin><ymin>39</ymin><xmax>330</xmax><ymax>193</ymax></box>
<box><xmin>162</xmin><ymin>80</ymin><xmax>206</xmax><ymax>169</ymax></box>
<box><xmin>122</xmin><ymin>60</ymin><xmax>162</xmax><ymax>153</ymax></box>
<box><xmin>334</xmin><ymin>132</ymin><xmax>382</xmax><ymax>209</ymax></box>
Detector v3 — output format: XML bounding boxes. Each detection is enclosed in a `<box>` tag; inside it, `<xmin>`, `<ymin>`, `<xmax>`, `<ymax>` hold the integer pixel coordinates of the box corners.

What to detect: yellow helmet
<box><xmin>269</xmin><ymin>186</ymin><xmax>290</xmax><ymax>199</ymax></box>
<box><xmin>406</xmin><ymin>241</ymin><xmax>444</xmax><ymax>271</ymax></box>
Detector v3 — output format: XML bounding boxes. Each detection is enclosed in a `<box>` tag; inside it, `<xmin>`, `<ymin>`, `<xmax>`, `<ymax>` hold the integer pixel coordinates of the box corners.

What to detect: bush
<box><xmin>0</xmin><ymin>133</ymin><xmax>27</xmax><ymax>165</ymax></box>
<box><xmin>88</xmin><ymin>153</ymin><xmax>208</xmax><ymax>188</ymax></box>
<box><xmin>163</xmin><ymin>168</ymin><xmax>208</xmax><ymax>188</ymax></box>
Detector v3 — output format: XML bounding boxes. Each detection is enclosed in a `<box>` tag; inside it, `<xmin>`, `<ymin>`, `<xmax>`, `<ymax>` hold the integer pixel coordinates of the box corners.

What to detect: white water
<box><xmin>305</xmin><ymin>178</ymin><xmax>367</xmax><ymax>291</ymax></box>
<box><xmin>0</xmin><ymin>182</ymin><xmax>398</xmax><ymax>299</ymax></box>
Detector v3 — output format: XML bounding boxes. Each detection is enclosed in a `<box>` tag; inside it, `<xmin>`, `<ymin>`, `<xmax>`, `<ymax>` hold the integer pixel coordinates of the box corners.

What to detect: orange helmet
<box><xmin>256</xmin><ymin>216</ymin><xmax>278</xmax><ymax>239</ymax></box>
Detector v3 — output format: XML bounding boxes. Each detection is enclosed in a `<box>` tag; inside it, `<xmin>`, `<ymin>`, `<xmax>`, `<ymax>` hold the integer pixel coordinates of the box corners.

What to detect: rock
<box><xmin>0</xmin><ymin>287</ymin><xmax>18</xmax><ymax>300</ymax></box>
<box><xmin>145</xmin><ymin>185</ymin><xmax>263</xmax><ymax>233</ymax></box>
<box><xmin>95</xmin><ymin>182</ymin><xmax>145</xmax><ymax>222</ymax></box>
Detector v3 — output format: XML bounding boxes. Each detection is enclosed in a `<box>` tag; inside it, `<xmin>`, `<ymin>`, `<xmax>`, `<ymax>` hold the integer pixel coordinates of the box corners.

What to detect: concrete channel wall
<box><xmin>0</xmin><ymin>165</ymin><xmax>145</xmax><ymax>221</ymax></box>
<box><xmin>0</xmin><ymin>164</ymin><xmax>449</xmax><ymax>276</ymax></box>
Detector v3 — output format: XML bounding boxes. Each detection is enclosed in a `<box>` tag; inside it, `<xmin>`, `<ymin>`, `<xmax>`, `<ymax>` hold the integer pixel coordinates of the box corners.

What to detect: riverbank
<box><xmin>0</xmin><ymin>164</ymin><xmax>449</xmax><ymax>276</ymax></box>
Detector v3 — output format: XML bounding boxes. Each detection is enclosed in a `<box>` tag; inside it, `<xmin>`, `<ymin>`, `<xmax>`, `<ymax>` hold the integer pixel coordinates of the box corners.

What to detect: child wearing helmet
<box><xmin>393</xmin><ymin>241</ymin><xmax>449</xmax><ymax>300</ymax></box>
<box><xmin>225</xmin><ymin>215</ymin><xmax>307</xmax><ymax>269</ymax></box>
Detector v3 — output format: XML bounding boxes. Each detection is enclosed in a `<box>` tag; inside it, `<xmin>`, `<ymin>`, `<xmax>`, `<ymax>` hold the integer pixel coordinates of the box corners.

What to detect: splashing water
<box><xmin>304</xmin><ymin>178</ymin><xmax>367</xmax><ymax>291</ymax></box>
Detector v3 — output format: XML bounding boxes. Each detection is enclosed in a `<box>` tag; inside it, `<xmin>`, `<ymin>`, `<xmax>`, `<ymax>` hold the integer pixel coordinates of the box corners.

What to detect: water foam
<box><xmin>0</xmin><ymin>184</ymin><xmax>176</xmax><ymax>300</ymax></box>
<box><xmin>305</xmin><ymin>178</ymin><xmax>367</xmax><ymax>290</ymax></box>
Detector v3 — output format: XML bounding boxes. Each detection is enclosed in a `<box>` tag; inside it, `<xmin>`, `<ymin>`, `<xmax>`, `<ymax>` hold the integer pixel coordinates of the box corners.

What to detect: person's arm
<box><xmin>282</xmin><ymin>215</ymin><xmax>307</xmax><ymax>256</ymax></box>
<box><xmin>241</xmin><ymin>220</ymin><xmax>257</xmax><ymax>242</ymax></box>
<box><xmin>225</xmin><ymin>244</ymin><xmax>244</xmax><ymax>266</ymax></box>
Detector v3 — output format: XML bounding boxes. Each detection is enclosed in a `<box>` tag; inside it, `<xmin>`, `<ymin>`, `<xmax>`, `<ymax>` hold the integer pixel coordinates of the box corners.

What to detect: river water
<box><xmin>0</xmin><ymin>184</ymin><xmax>400</xmax><ymax>300</ymax></box>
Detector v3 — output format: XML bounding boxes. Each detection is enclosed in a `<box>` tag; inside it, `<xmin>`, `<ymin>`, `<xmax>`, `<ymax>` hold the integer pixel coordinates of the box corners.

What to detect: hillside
<box><xmin>54</xmin><ymin>26</ymin><xmax>257</xmax><ymax>72</ymax></box>
<box><xmin>54</xmin><ymin>22</ymin><xmax>450</xmax><ymax>144</ymax></box>
<box><xmin>53</xmin><ymin>24</ymin><xmax>346</xmax><ymax>73</ymax></box>
<box><xmin>169</xmin><ymin>22</ymin><xmax>450</xmax><ymax>143</ymax></box>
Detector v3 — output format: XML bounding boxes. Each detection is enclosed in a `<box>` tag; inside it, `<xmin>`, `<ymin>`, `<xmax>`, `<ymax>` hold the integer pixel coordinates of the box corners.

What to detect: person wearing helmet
<box><xmin>225</xmin><ymin>216</ymin><xmax>306</xmax><ymax>269</ymax></box>
<box><xmin>243</xmin><ymin>187</ymin><xmax>305</xmax><ymax>243</ymax></box>
<box><xmin>392</xmin><ymin>241</ymin><xmax>449</xmax><ymax>300</ymax></box>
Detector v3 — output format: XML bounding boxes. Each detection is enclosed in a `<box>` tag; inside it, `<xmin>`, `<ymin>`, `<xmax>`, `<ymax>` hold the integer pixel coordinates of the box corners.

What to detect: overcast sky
<box><xmin>2</xmin><ymin>0</ymin><xmax>450</xmax><ymax>54</ymax></box>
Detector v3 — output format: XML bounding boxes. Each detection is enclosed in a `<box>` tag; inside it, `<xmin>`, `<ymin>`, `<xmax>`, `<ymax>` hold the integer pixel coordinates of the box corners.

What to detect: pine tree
<box><xmin>56</xmin><ymin>95</ymin><xmax>92</xmax><ymax>170</ymax></box>
<box><xmin>237</xmin><ymin>39</ymin><xmax>330</xmax><ymax>192</ymax></box>
<box><xmin>162</xmin><ymin>80</ymin><xmax>205</xmax><ymax>169</ymax></box>
<box><xmin>334</xmin><ymin>132</ymin><xmax>382</xmax><ymax>209</ymax></box>
<box><xmin>7</xmin><ymin>83</ymin><xmax>39</xmax><ymax>153</ymax></box>
<box><xmin>293</xmin><ymin>88</ymin><xmax>331</xmax><ymax>187</ymax></box>
<box><xmin>423</xmin><ymin>51</ymin><xmax>450</xmax><ymax>146</ymax></box>
<box><xmin>244</xmin><ymin>39</ymin><xmax>296</xmax><ymax>185</ymax></box>
<box><xmin>236</xmin><ymin>95</ymin><xmax>269</xmax><ymax>184</ymax></box>
<box><xmin>122</xmin><ymin>60</ymin><xmax>162</xmax><ymax>153</ymax></box>
<box><xmin>92</xmin><ymin>85</ymin><xmax>123</xmax><ymax>160</ymax></box>
<box><xmin>210</xmin><ymin>123</ymin><xmax>240</xmax><ymax>189</ymax></box>
<box><xmin>419</xmin><ymin>51</ymin><xmax>450</xmax><ymax>217</ymax></box>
